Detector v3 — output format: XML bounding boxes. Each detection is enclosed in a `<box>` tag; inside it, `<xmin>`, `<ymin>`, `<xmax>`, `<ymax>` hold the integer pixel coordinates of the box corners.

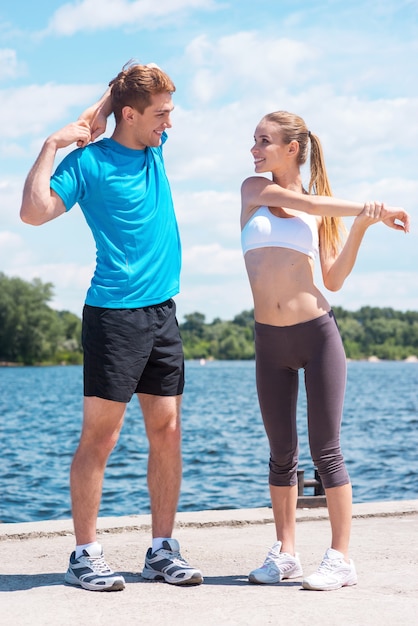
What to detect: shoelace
<box><xmin>159</xmin><ymin>549</ymin><xmax>188</xmax><ymax>566</ymax></box>
<box><xmin>264</xmin><ymin>548</ymin><xmax>284</xmax><ymax>565</ymax></box>
<box><xmin>84</xmin><ymin>554</ymin><xmax>112</xmax><ymax>574</ymax></box>
<box><xmin>317</xmin><ymin>556</ymin><xmax>340</xmax><ymax>573</ymax></box>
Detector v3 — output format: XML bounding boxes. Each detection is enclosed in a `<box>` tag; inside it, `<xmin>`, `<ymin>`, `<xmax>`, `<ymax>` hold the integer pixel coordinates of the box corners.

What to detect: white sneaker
<box><xmin>64</xmin><ymin>545</ymin><xmax>125</xmax><ymax>591</ymax></box>
<box><xmin>302</xmin><ymin>548</ymin><xmax>357</xmax><ymax>591</ymax></box>
<box><xmin>141</xmin><ymin>538</ymin><xmax>203</xmax><ymax>586</ymax></box>
<box><xmin>249</xmin><ymin>541</ymin><xmax>303</xmax><ymax>584</ymax></box>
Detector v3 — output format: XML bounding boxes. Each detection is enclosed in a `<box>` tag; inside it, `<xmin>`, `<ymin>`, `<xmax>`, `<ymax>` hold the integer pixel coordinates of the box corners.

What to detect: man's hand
<box><xmin>48</xmin><ymin>120</ymin><xmax>92</xmax><ymax>150</ymax></box>
<box><xmin>78</xmin><ymin>103</ymin><xmax>108</xmax><ymax>145</ymax></box>
<box><xmin>78</xmin><ymin>87</ymin><xmax>112</xmax><ymax>145</ymax></box>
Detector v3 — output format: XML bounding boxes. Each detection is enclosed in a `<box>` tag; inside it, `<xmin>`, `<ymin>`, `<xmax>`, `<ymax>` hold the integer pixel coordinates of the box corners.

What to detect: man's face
<box><xmin>130</xmin><ymin>92</ymin><xmax>174</xmax><ymax>149</ymax></box>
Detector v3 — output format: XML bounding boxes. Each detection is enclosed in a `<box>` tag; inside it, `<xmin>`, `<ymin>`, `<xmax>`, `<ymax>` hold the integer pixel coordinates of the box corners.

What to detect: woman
<box><xmin>240</xmin><ymin>111</ymin><xmax>409</xmax><ymax>591</ymax></box>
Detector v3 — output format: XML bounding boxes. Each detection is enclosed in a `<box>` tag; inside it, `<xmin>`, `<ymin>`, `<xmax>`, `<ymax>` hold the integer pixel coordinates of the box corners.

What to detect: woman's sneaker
<box><xmin>248</xmin><ymin>541</ymin><xmax>303</xmax><ymax>584</ymax></box>
<box><xmin>141</xmin><ymin>538</ymin><xmax>203</xmax><ymax>586</ymax></box>
<box><xmin>302</xmin><ymin>548</ymin><xmax>357</xmax><ymax>591</ymax></box>
<box><xmin>64</xmin><ymin>545</ymin><xmax>125</xmax><ymax>591</ymax></box>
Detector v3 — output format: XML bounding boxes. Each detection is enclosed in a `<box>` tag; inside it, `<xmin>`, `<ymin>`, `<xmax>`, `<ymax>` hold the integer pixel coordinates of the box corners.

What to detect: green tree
<box><xmin>54</xmin><ymin>310</ymin><xmax>83</xmax><ymax>364</ymax></box>
<box><xmin>1</xmin><ymin>272</ymin><xmax>416</xmax><ymax>364</ymax></box>
<box><xmin>0</xmin><ymin>273</ymin><xmax>82</xmax><ymax>365</ymax></box>
<box><xmin>181</xmin><ymin>312</ymin><xmax>206</xmax><ymax>337</ymax></box>
<box><xmin>232</xmin><ymin>309</ymin><xmax>254</xmax><ymax>327</ymax></box>
<box><xmin>179</xmin><ymin>305</ymin><xmax>418</xmax><ymax>361</ymax></box>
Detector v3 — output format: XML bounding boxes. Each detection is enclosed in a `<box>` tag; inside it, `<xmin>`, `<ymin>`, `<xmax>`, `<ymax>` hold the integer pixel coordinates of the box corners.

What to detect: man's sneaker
<box><xmin>141</xmin><ymin>538</ymin><xmax>203</xmax><ymax>585</ymax></box>
<box><xmin>248</xmin><ymin>541</ymin><xmax>303</xmax><ymax>584</ymax></box>
<box><xmin>302</xmin><ymin>548</ymin><xmax>357</xmax><ymax>591</ymax></box>
<box><xmin>64</xmin><ymin>545</ymin><xmax>125</xmax><ymax>592</ymax></box>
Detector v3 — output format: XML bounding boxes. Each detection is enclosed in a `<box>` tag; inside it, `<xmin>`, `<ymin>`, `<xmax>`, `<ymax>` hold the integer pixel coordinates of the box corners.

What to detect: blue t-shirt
<box><xmin>50</xmin><ymin>133</ymin><xmax>181</xmax><ymax>308</ymax></box>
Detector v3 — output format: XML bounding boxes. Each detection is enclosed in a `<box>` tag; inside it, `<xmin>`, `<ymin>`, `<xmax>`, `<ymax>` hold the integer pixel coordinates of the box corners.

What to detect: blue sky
<box><xmin>1</xmin><ymin>0</ymin><xmax>417</xmax><ymax>322</ymax></box>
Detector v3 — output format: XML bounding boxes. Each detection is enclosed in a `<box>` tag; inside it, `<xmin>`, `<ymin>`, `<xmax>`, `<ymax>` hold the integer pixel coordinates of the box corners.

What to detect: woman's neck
<box><xmin>272</xmin><ymin>169</ymin><xmax>303</xmax><ymax>193</ymax></box>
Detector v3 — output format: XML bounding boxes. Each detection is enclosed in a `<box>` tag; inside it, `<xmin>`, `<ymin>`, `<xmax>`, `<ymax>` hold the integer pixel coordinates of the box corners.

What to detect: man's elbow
<box><xmin>20</xmin><ymin>206</ymin><xmax>46</xmax><ymax>226</ymax></box>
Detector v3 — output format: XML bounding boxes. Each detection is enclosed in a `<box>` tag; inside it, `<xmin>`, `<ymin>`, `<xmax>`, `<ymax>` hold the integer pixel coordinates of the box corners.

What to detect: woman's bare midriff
<box><xmin>244</xmin><ymin>247</ymin><xmax>330</xmax><ymax>326</ymax></box>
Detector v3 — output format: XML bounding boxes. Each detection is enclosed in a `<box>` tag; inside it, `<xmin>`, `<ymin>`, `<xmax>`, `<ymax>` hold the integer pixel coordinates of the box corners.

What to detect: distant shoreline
<box><xmin>1</xmin><ymin>356</ymin><xmax>418</xmax><ymax>368</ymax></box>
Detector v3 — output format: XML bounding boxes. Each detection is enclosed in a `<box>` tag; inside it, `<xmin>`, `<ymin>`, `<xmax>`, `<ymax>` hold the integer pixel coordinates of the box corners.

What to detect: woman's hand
<box><xmin>320</xmin><ymin>200</ymin><xmax>409</xmax><ymax>292</ymax></box>
<box><xmin>354</xmin><ymin>201</ymin><xmax>410</xmax><ymax>233</ymax></box>
<box><xmin>378</xmin><ymin>203</ymin><xmax>410</xmax><ymax>233</ymax></box>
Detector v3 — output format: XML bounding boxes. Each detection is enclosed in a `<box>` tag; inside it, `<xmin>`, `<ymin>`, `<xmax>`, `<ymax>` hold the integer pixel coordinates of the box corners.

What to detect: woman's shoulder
<box><xmin>241</xmin><ymin>175</ymin><xmax>270</xmax><ymax>191</ymax></box>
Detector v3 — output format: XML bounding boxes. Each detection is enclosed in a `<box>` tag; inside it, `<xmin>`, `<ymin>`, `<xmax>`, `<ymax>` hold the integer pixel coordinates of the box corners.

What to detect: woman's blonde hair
<box><xmin>263</xmin><ymin>111</ymin><xmax>346</xmax><ymax>257</ymax></box>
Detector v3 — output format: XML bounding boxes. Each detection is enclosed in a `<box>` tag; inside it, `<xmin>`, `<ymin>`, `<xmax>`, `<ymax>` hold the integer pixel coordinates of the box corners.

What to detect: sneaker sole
<box><xmin>65</xmin><ymin>570</ymin><xmax>125</xmax><ymax>592</ymax></box>
<box><xmin>302</xmin><ymin>577</ymin><xmax>357</xmax><ymax>591</ymax></box>
<box><xmin>248</xmin><ymin>573</ymin><xmax>281</xmax><ymax>584</ymax></box>
<box><xmin>141</xmin><ymin>567</ymin><xmax>203</xmax><ymax>586</ymax></box>
<box><xmin>248</xmin><ymin>566</ymin><xmax>303</xmax><ymax>584</ymax></box>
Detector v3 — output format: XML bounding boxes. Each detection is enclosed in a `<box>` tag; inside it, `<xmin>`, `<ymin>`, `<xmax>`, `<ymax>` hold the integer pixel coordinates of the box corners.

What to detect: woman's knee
<box><xmin>313</xmin><ymin>450</ymin><xmax>350</xmax><ymax>489</ymax></box>
<box><xmin>269</xmin><ymin>452</ymin><xmax>298</xmax><ymax>486</ymax></box>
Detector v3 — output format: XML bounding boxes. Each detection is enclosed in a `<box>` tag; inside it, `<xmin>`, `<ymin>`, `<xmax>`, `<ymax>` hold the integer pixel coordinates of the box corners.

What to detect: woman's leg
<box><xmin>325</xmin><ymin>483</ymin><xmax>352</xmax><ymax>560</ymax></box>
<box><xmin>255</xmin><ymin>322</ymin><xmax>300</xmax><ymax>555</ymax></box>
<box><xmin>269</xmin><ymin>484</ymin><xmax>298</xmax><ymax>554</ymax></box>
<box><xmin>304</xmin><ymin>313</ymin><xmax>352</xmax><ymax>561</ymax></box>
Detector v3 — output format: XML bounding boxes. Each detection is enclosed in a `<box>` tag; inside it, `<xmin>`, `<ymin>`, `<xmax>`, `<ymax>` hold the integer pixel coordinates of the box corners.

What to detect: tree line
<box><xmin>1</xmin><ymin>273</ymin><xmax>417</xmax><ymax>365</ymax></box>
<box><xmin>0</xmin><ymin>273</ymin><xmax>82</xmax><ymax>365</ymax></box>
<box><xmin>180</xmin><ymin>307</ymin><xmax>418</xmax><ymax>361</ymax></box>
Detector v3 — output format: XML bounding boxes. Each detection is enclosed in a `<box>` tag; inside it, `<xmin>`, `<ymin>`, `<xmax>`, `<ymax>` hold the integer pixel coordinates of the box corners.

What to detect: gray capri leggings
<box><xmin>255</xmin><ymin>310</ymin><xmax>350</xmax><ymax>490</ymax></box>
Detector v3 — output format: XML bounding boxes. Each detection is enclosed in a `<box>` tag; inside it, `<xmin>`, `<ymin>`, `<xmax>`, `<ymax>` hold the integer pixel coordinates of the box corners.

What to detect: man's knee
<box><xmin>80</xmin><ymin>396</ymin><xmax>126</xmax><ymax>451</ymax></box>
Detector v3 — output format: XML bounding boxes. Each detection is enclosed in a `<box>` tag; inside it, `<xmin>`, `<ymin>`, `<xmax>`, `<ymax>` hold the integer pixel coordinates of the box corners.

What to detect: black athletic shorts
<box><xmin>82</xmin><ymin>299</ymin><xmax>184</xmax><ymax>402</ymax></box>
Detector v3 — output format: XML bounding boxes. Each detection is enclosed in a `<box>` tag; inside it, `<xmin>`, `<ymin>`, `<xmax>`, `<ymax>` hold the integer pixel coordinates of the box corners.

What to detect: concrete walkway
<box><xmin>1</xmin><ymin>500</ymin><xmax>417</xmax><ymax>626</ymax></box>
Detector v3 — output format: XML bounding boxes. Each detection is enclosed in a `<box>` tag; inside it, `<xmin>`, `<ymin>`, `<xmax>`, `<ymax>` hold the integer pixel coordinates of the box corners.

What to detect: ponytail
<box><xmin>263</xmin><ymin>111</ymin><xmax>347</xmax><ymax>258</ymax></box>
<box><xmin>309</xmin><ymin>132</ymin><xmax>346</xmax><ymax>257</ymax></box>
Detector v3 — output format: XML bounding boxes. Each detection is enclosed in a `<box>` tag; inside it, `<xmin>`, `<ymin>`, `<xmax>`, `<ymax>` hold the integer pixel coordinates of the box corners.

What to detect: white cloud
<box><xmin>174</xmin><ymin>189</ymin><xmax>240</xmax><ymax>242</ymax></box>
<box><xmin>167</xmin><ymin>31</ymin><xmax>418</xmax><ymax>198</ymax></box>
<box><xmin>44</xmin><ymin>0</ymin><xmax>218</xmax><ymax>36</ymax></box>
<box><xmin>2</xmin><ymin>261</ymin><xmax>94</xmax><ymax>314</ymax></box>
<box><xmin>165</xmin><ymin>103</ymin><xmax>256</xmax><ymax>191</ymax></box>
<box><xmin>351</xmin><ymin>178</ymin><xmax>418</xmax><ymax>223</ymax></box>
<box><xmin>0</xmin><ymin>83</ymin><xmax>103</xmax><ymax>140</ymax></box>
<box><xmin>0</xmin><ymin>49</ymin><xmax>21</xmax><ymax>81</ymax></box>
<box><xmin>328</xmin><ymin>271</ymin><xmax>418</xmax><ymax>312</ymax></box>
<box><xmin>305</xmin><ymin>95</ymin><xmax>418</xmax><ymax>183</ymax></box>
<box><xmin>176</xmin><ymin>269</ymin><xmax>253</xmax><ymax>323</ymax></box>
<box><xmin>183</xmin><ymin>243</ymin><xmax>243</xmax><ymax>275</ymax></box>
<box><xmin>0</xmin><ymin>231</ymin><xmax>32</xmax><ymax>267</ymax></box>
<box><xmin>2</xmin><ymin>2</ymin><xmax>416</xmax><ymax>322</ymax></box>
<box><xmin>185</xmin><ymin>32</ymin><xmax>316</xmax><ymax>104</ymax></box>
<box><xmin>0</xmin><ymin>176</ymin><xmax>25</xmax><ymax>226</ymax></box>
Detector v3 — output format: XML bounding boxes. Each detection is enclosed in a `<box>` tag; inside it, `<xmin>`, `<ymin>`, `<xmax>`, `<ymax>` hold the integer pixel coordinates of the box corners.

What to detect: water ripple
<box><xmin>0</xmin><ymin>360</ymin><xmax>417</xmax><ymax>523</ymax></box>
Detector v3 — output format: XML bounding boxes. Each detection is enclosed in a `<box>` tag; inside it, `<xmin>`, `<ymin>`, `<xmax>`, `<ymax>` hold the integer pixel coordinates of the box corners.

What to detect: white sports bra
<box><xmin>241</xmin><ymin>205</ymin><xmax>319</xmax><ymax>259</ymax></box>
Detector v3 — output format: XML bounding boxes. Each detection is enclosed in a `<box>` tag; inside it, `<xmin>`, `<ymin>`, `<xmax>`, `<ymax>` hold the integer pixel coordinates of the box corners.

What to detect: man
<box><xmin>20</xmin><ymin>61</ymin><xmax>203</xmax><ymax>591</ymax></box>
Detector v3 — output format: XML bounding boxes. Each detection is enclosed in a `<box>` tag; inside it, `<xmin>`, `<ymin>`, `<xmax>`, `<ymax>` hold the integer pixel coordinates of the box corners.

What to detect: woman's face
<box><xmin>251</xmin><ymin>120</ymin><xmax>288</xmax><ymax>173</ymax></box>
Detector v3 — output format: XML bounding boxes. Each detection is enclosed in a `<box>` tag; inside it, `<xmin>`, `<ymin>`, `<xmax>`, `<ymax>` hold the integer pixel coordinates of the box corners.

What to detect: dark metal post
<box><xmin>314</xmin><ymin>469</ymin><xmax>325</xmax><ymax>495</ymax></box>
<box><xmin>297</xmin><ymin>469</ymin><xmax>305</xmax><ymax>496</ymax></box>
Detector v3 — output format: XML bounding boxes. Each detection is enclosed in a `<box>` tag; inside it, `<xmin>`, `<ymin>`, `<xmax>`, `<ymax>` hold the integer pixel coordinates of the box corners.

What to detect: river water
<box><xmin>1</xmin><ymin>360</ymin><xmax>417</xmax><ymax>523</ymax></box>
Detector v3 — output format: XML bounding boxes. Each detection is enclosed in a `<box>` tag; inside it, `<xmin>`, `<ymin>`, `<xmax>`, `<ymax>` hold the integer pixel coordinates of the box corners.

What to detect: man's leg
<box><xmin>65</xmin><ymin>396</ymin><xmax>127</xmax><ymax>591</ymax></box>
<box><xmin>70</xmin><ymin>396</ymin><xmax>126</xmax><ymax>544</ymax></box>
<box><xmin>139</xmin><ymin>393</ymin><xmax>182</xmax><ymax>538</ymax></box>
<box><xmin>139</xmin><ymin>392</ymin><xmax>203</xmax><ymax>585</ymax></box>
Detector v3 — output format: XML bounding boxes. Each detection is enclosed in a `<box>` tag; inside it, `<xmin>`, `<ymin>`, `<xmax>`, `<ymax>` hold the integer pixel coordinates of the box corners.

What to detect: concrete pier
<box><xmin>1</xmin><ymin>500</ymin><xmax>417</xmax><ymax>625</ymax></box>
